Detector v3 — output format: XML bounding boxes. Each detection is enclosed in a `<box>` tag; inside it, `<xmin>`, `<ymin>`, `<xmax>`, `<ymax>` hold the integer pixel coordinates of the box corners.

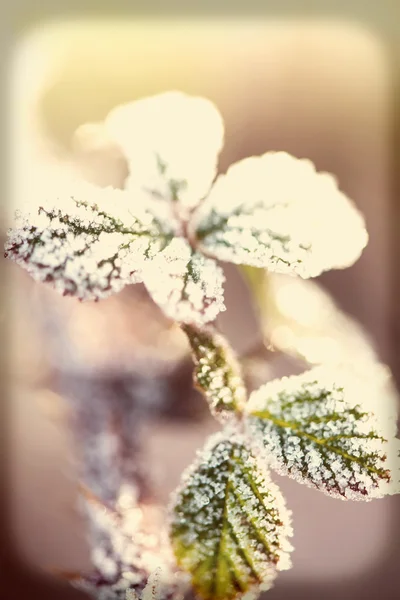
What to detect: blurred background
<box><xmin>2</xmin><ymin>8</ymin><xmax>400</xmax><ymax>600</ymax></box>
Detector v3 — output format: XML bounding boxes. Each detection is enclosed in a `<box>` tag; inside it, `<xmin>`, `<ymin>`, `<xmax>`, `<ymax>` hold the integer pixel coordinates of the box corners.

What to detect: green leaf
<box><xmin>5</xmin><ymin>184</ymin><xmax>172</xmax><ymax>301</ymax></box>
<box><xmin>245</xmin><ymin>367</ymin><xmax>400</xmax><ymax>500</ymax></box>
<box><xmin>170</xmin><ymin>433</ymin><xmax>293</xmax><ymax>600</ymax></box>
<box><xmin>182</xmin><ymin>324</ymin><xmax>246</xmax><ymax>418</ymax></box>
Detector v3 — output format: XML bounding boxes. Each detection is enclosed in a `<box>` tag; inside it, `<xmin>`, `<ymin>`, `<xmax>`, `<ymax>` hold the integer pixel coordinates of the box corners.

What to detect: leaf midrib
<box><xmin>251</xmin><ymin>409</ymin><xmax>389</xmax><ymax>478</ymax></box>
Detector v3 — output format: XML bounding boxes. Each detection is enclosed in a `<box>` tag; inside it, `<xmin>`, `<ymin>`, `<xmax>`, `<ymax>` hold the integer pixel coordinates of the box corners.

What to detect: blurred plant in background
<box><xmin>5</xmin><ymin>91</ymin><xmax>400</xmax><ymax>600</ymax></box>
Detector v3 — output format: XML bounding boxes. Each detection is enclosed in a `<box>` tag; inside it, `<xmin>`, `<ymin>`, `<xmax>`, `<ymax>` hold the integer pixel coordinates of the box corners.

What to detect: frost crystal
<box><xmin>105</xmin><ymin>91</ymin><xmax>224</xmax><ymax>208</ymax></box>
<box><xmin>170</xmin><ymin>432</ymin><xmax>293</xmax><ymax>600</ymax></box>
<box><xmin>191</xmin><ymin>152</ymin><xmax>368</xmax><ymax>278</ymax></box>
<box><xmin>7</xmin><ymin>93</ymin><xmax>368</xmax><ymax>327</ymax></box>
<box><xmin>246</xmin><ymin>367</ymin><xmax>400</xmax><ymax>500</ymax></box>
<box><xmin>142</xmin><ymin>238</ymin><xmax>225</xmax><ymax>326</ymax></box>
<box><xmin>5</xmin><ymin>182</ymin><xmax>172</xmax><ymax>301</ymax></box>
<box><xmin>182</xmin><ymin>324</ymin><xmax>246</xmax><ymax>418</ymax></box>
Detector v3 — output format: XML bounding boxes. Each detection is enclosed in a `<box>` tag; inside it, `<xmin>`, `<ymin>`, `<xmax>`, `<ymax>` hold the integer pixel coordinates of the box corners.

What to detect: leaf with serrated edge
<box><xmin>5</xmin><ymin>182</ymin><xmax>173</xmax><ymax>301</ymax></box>
<box><xmin>182</xmin><ymin>324</ymin><xmax>246</xmax><ymax>418</ymax></box>
<box><xmin>245</xmin><ymin>367</ymin><xmax>400</xmax><ymax>500</ymax></box>
<box><xmin>190</xmin><ymin>152</ymin><xmax>367</xmax><ymax>278</ymax></box>
<box><xmin>142</xmin><ymin>238</ymin><xmax>225</xmax><ymax>326</ymax></box>
<box><xmin>170</xmin><ymin>432</ymin><xmax>293</xmax><ymax>600</ymax></box>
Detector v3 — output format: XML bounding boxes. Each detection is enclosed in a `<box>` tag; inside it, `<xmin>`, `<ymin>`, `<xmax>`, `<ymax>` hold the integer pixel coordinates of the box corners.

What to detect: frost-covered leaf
<box><xmin>240</xmin><ymin>267</ymin><xmax>399</xmax><ymax>420</ymax></box>
<box><xmin>191</xmin><ymin>152</ymin><xmax>368</xmax><ymax>278</ymax></box>
<box><xmin>5</xmin><ymin>183</ymin><xmax>172</xmax><ymax>300</ymax></box>
<box><xmin>182</xmin><ymin>324</ymin><xmax>246</xmax><ymax>418</ymax></box>
<box><xmin>143</xmin><ymin>238</ymin><xmax>225</xmax><ymax>325</ymax></box>
<box><xmin>246</xmin><ymin>368</ymin><xmax>400</xmax><ymax>500</ymax></box>
<box><xmin>105</xmin><ymin>91</ymin><xmax>224</xmax><ymax>208</ymax></box>
<box><xmin>170</xmin><ymin>433</ymin><xmax>293</xmax><ymax>600</ymax></box>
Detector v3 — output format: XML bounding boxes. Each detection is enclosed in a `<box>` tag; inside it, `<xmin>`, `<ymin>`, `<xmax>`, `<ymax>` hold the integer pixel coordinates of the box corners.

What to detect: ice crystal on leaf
<box><xmin>105</xmin><ymin>92</ymin><xmax>224</xmax><ymax>209</ymax></box>
<box><xmin>6</xmin><ymin>91</ymin><xmax>368</xmax><ymax>325</ymax></box>
<box><xmin>142</xmin><ymin>238</ymin><xmax>225</xmax><ymax>326</ymax></box>
<box><xmin>182</xmin><ymin>324</ymin><xmax>246</xmax><ymax>418</ymax></box>
<box><xmin>190</xmin><ymin>153</ymin><xmax>368</xmax><ymax>278</ymax></box>
<box><xmin>245</xmin><ymin>368</ymin><xmax>400</xmax><ymax>500</ymax></box>
<box><xmin>170</xmin><ymin>433</ymin><xmax>293</xmax><ymax>600</ymax></box>
<box><xmin>5</xmin><ymin>181</ymin><xmax>172</xmax><ymax>301</ymax></box>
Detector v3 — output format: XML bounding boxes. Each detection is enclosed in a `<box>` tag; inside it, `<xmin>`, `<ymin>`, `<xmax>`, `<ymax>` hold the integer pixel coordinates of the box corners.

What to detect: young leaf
<box><xmin>190</xmin><ymin>152</ymin><xmax>367</xmax><ymax>278</ymax></box>
<box><xmin>105</xmin><ymin>91</ymin><xmax>224</xmax><ymax>208</ymax></box>
<box><xmin>170</xmin><ymin>433</ymin><xmax>293</xmax><ymax>600</ymax></box>
<box><xmin>5</xmin><ymin>184</ymin><xmax>172</xmax><ymax>300</ymax></box>
<box><xmin>142</xmin><ymin>238</ymin><xmax>225</xmax><ymax>326</ymax></box>
<box><xmin>182</xmin><ymin>324</ymin><xmax>246</xmax><ymax>418</ymax></box>
<box><xmin>245</xmin><ymin>368</ymin><xmax>400</xmax><ymax>500</ymax></box>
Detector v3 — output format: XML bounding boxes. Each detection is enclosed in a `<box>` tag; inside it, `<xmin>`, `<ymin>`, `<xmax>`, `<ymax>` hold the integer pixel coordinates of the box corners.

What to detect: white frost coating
<box><xmin>183</xmin><ymin>324</ymin><xmax>246</xmax><ymax>418</ymax></box>
<box><xmin>6</xmin><ymin>163</ymin><xmax>227</xmax><ymax>323</ymax></box>
<box><xmin>14</xmin><ymin>175</ymin><xmax>166</xmax><ymax>231</ymax></box>
<box><xmin>5</xmin><ymin>181</ymin><xmax>174</xmax><ymax>301</ymax></box>
<box><xmin>105</xmin><ymin>91</ymin><xmax>224</xmax><ymax>208</ymax></box>
<box><xmin>246</xmin><ymin>367</ymin><xmax>400</xmax><ymax>500</ymax></box>
<box><xmin>169</xmin><ymin>431</ymin><xmax>293</xmax><ymax>600</ymax></box>
<box><xmin>142</xmin><ymin>238</ymin><xmax>226</xmax><ymax>326</ymax></box>
<box><xmin>7</xmin><ymin>93</ymin><xmax>370</xmax><ymax>326</ymax></box>
<box><xmin>191</xmin><ymin>152</ymin><xmax>368</xmax><ymax>277</ymax></box>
